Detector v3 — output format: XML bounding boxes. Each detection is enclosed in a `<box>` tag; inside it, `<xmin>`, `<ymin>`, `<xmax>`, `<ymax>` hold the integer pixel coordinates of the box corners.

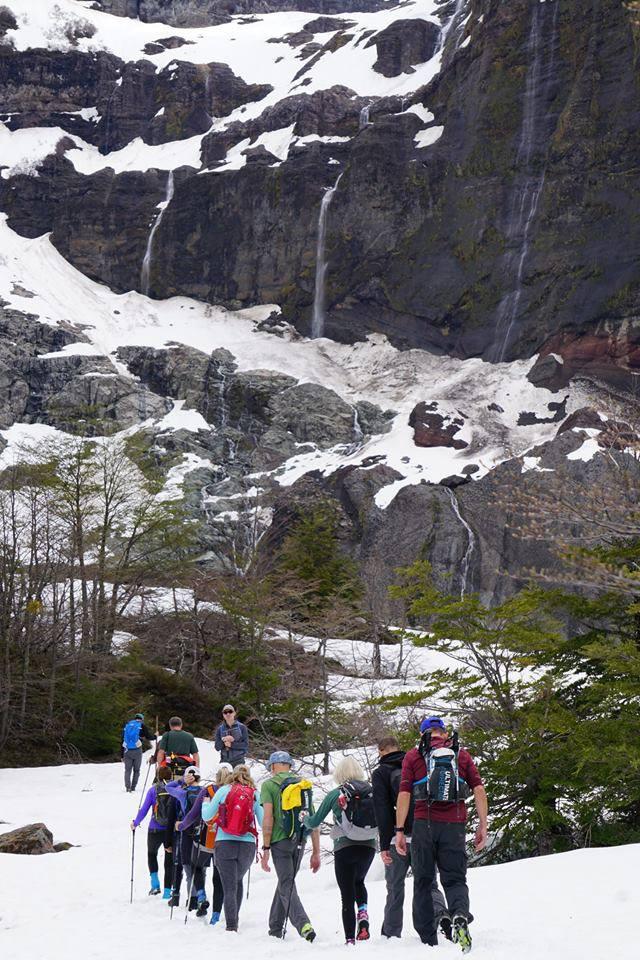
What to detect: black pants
<box><xmin>411</xmin><ymin>819</ymin><xmax>470</xmax><ymax>945</ymax></box>
<box><xmin>147</xmin><ymin>830</ymin><xmax>173</xmax><ymax>889</ymax></box>
<box><xmin>212</xmin><ymin>864</ymin><xmax>224</xmax><ymax>913</ymax></box>
<box><xmin>334</xmin><ymin>845</ymin><xmax>375</xmax><ymax>940</ymax></box>
<box><xmin>178</xmin><ymin>832</ymin><xmax>211</xmax><ymax>898</ymax></box>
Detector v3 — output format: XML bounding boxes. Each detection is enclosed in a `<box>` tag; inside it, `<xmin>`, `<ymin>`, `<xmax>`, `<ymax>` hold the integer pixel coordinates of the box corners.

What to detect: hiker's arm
<box><xmin>310</xmin><ymin>829</ymin><xmax>321</xmax><ymax>872</ymax></box>
<box><xmin>156</xmin><ymin>747</ymin><xmax>166</xmax><ymax>766</ymax></box>
<box><xmin>193</xmin><ymin>752</ymin><xmax>200</xmax><ymax>766</ymax></box>
<box><xmin>473</xmin><ymin>785</ymin><xmax>488</xmax><ymax>851</ymax></box>
<box><xmin>303</xmin><ymin>790</ymin><xmax>335</xmax><ymax>831</ymax></box>
<box><xmin>372</xmin><ymin>770</ymin><xmax>394</xmax><ymax>855</ymax></box>
<box><xmin>395</xmin><ymin>791</ymin><xmax>411</xmax><ymax>855</ymax></box>
<box><xmin>261</xmin><ymin>801</ymin><xmax>274</xmax><ymax>871</ymax></box>
<box><xmin>132</xmin><ymin>788</ymin><xmax>153</xmax><ymax>828</ymax></box>
<box><xmin>179</xmin><ymin>791</ymin><xmax>205</xmax><ymax>832</ymax></box>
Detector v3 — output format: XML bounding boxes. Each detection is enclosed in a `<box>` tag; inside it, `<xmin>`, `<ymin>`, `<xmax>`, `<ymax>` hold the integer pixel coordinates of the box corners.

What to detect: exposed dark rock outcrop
<box><xmin>0</xmin><ymin>823</ymin><xmax>56</xmax><ymax>855</ymax></box>
<box><xmin>365</xmin><ymin>18</ymin><xmax>440</xmax><ymax>77</ymax></box>
<box><xmin>92</xmin><ymin>1</ymin><xmax>392</xmax><ymax>28</ymax></box>
<box><xmin>409</xmin><ymin>402</ymin><xmax>467</xmax><ymax>450</ymax></box>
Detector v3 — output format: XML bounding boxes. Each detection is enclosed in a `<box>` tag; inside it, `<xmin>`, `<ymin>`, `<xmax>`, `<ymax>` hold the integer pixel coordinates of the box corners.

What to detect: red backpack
<box><xmin>218</xmin><ymin>784</ymin><xmax>257</xmax><ymax>837</ymax></box>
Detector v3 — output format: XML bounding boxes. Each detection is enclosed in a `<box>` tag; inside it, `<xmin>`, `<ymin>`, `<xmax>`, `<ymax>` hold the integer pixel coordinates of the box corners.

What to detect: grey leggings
<box><xmin>214</xmin><ymin>840</ymin><xmax>256</xmax><ymax>930</ymax></box>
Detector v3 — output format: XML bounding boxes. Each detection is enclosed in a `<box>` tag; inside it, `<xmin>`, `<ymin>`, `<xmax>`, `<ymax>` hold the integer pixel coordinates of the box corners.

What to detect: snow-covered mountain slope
<box><xmin>1</xmin><ymin>745</ymin><xmax>638</xmax><ymax>960</ymax></box>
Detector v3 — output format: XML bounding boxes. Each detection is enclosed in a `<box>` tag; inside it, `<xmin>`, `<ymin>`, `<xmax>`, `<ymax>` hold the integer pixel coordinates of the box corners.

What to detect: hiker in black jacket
<box><xmin>371</xmin><ymin>735</ymin><xmax>449</xmax><ymax>939</ymax></box>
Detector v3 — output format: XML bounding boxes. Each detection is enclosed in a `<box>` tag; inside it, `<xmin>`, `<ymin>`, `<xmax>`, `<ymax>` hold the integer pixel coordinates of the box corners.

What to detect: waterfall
<box><xmin>436</xmin><ymin>0</ymin><xmax>467</xmax><ymax>55</ymax></box>
<box><xmin>311</xmin><ymin>172</ymin><xmax>343</xmax><ymax>339</ymax></box>
<box><xmin>492</xmin><ymin>0</ymin><xmax>560</xmax><ymax>361</ymax></box>
<box><xmin>445</xmin><ymin>488</ymin><xmax>475</xmax><ymax>598</ymax></box>
<box><xmin>140</xmin><ymin>170</ymin><xmax>175</xmax><ymax>297</ymax></box>
<box><xmin>352</xmin><ymin>406</ymin><xmax>364</xmax><ymax>444</ymax></box>
<box><xmin>359</xmin><ymin>104</ymin><xmax>371</xmax><ymax>130</ymax></box>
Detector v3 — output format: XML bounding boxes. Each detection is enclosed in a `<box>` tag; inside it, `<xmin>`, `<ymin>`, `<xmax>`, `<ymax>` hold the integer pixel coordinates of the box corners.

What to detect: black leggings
<box><xmin>212</xmin><ymin>864</ymin><xmax>224</xmax><ymax>912</ymax></box>
<box><xmin>334</xmin><ymin>845</ymin><xmax>375</xmax><ymax>940</ymax></box>
<box><xmin>147</xmin><ymin>830</ymin><xmax>173</xmax><ymax>889</ymax></box>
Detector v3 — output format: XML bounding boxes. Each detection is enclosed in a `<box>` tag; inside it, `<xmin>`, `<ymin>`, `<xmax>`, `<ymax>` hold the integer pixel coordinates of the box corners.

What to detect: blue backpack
<box><xmin>123</xmin><ymin>719</ymin><xmax>143</xmax><ymax>750</ymax></box>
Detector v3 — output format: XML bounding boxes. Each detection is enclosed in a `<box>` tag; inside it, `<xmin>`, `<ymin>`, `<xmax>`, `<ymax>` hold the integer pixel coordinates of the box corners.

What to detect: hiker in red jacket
<box><xmin>395</xmin><ymin>717</ymin><xmax>488</xmax><ymax>953</ymax></box>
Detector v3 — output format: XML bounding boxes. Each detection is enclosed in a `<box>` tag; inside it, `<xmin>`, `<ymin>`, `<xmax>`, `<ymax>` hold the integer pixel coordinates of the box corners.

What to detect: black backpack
<box><xmin>338</xmin><ymin>780</ymin><xmax>377</xmax><ymax>841</ymax></box>
<box><xmin>153</xmin><ymin>780</ymin><xmax>172</xmax><ymax>828</ymax></box>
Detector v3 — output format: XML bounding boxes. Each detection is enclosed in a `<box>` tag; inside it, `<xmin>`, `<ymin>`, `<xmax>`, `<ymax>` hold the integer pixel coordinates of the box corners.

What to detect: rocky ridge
<box><xmin>0</xmin><ymin>0</ymin><xmax>639</xmax><ymax>603</ymax></box>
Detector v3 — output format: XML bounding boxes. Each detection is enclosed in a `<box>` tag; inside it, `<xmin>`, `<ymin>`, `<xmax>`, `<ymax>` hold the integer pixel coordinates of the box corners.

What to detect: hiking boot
<box><xmin>356</xmin><ymin>906</ymin><xmax>370</xmax><ymax>941</ymax></box>
<box><xmin>196</xmin><ymin>899</ymin><xmax>209</xmax><ymax>918</ymax></box>
<box><xmin>148</xmin><ymin>886</ymin><xmax>161</xmax><ymax>895</ymax></box>
<box><xmin>162</xmin><ymin>888</ymin><xmax>171</xmax><ymax>900</ymax></box>
<box><xmin>452</xmin><ymin>915</ymin><xmax>472</xmax><ymax>954</ymax></box>
<box><xmin>439</xmin><ymin>914</ymin><xmax>453</xmax><ymax>942</ymax></box>
<box><xmin>210</xmin><ymin>912</ymin><xmax>221</xmax><ymax>926</ymax></box>
<box><xmin>345</xmin><ymin>939</ymin><xmax>356</xmax><ymax>946</ymax></box>
<box><xmin>188</xmin><ymin>895</ymin><xmax>198</xmax><ymax>911</ymax></box>
<box><xmin>148</xmin><ymin>872</ymin><xmax>160</xmax><ymax>895</ymax></box>
<box><xmin>301</xmin><ymin>923</ymin><xmax>316</xmax><ymax>942</ymax></box>
<box><xmin>268</xmin><ymin>929</ymin><xmax>283</xmax><ymax>938</ymax></box>
<box><xmin>168</xmin><ymin>894</ymin><xmax>180</xmax><ymax>908</ymax></box>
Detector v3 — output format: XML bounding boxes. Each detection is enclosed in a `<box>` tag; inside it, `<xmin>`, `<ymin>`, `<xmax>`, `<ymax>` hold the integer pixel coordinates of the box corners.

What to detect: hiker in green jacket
<box><xmin>260</xmin><ymin>750</ymin><xmax>320</xmax><ymax>941</ymax></box>
<box><xmin>301</xmin><ymin>756</ymin><xmax>377</xmax><ymax>945</ymax></box>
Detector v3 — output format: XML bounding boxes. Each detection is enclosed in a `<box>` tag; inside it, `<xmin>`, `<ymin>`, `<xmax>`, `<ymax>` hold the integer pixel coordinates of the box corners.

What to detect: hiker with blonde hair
<box><xmin>202</xmin><ymin>764</ymin><xmax>263</xmax><ymax>932</ymax></box>
<box><xmin>301</xmin><ymin>755</ymin><xmax>378</xmax><ymax>944</ymax></box>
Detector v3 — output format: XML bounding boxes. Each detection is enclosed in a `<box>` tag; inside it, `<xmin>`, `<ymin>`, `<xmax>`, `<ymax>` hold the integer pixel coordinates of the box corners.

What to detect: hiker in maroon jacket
<box><xmin>395</xmin><ymin>716</ymin><xmax>488</xmax><ymax>952</ymax></box>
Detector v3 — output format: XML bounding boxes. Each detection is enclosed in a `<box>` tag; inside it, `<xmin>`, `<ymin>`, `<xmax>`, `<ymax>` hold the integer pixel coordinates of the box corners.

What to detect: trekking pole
<box><xmin>169</xmin><ymin>831</ymin><xmax>182</xmax><ymax>921</ymax></box>
<box><xmin>183</xmin><ymin>829</ymin><xmax>200</xmax><ymax>926</ymax></box>
<box><xmin>130</xmin><ymin>830</ymin><xmax>136</xmax><ymax>904</ymax></box>
<box><xmin>136</xmin><ymin>755</ymin><xmax>152</xmax><ymax>814</ymax></box>
<box><xmin>282</xmin><ymin>833</ymin><xmax>304</xmax><ymax>940</ymax></box>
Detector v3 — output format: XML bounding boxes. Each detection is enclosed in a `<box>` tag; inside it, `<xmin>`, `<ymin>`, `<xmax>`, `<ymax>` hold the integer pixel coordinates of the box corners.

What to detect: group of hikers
<box><xmin>122</xmin><ymin>710</ymin><xmax>488</xmax><ymax>953</ymax></box>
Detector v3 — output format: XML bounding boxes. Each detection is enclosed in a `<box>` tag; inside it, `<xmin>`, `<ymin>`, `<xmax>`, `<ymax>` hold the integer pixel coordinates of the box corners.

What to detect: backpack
<box><xmin>413</xmin><ymin>731</ymin><xmax>471</xmax><ymax>804</ymax></box>
<box><xmin>218</xmin><ymin>784</ymin><xmax>257</xmax><ymax>837</ymax></box>
<box><xmin>153</xmin><ymin>780</ymin><xmax>172</xmax><ymax>828</ymax></box>
<box><xmin>123</xmin><ymin>719</ymin><xmax>142</xmax><ymax>751</ymax></box>
<box><xmin>390</xmin><ymin>764</ymin><xmax>415</xmax><ymax>835</ymax></box>
<box><xmin>166</xmin><ymin>754</ymin><xmax>192</xmax><ymax>780</ymax></box>
<box><xmin>336</xmin><ymin>779</ymin><xmax>377</xmax><ymax>841</ymax></box>
<box><xmin>279</xmin><ymin>776</ymin><xmax>314</xmax><ymax>840</ymax></box>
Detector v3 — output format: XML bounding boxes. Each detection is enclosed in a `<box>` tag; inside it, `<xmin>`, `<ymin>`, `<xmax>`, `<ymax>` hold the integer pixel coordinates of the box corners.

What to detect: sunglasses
<box><xmin>223</xmin><ymin>709</ymin><xmax>234</xmax><ymax>714</ymax></box>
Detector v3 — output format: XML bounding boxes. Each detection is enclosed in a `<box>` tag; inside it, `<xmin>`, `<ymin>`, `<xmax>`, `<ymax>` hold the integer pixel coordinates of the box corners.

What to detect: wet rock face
<box><xmin>366</xmin><ymin>19</ymin><xmax>441</xmax><ymax>77</ymax></box>
<box><xmin>94</xmin><ymin>1</ymin><xmax>391</xmax><ymax>28</ymax></box>
<box><xmin>0</xmin><ymin>48</ymin><xmax>272</xmax><ymax>151</ymax></box>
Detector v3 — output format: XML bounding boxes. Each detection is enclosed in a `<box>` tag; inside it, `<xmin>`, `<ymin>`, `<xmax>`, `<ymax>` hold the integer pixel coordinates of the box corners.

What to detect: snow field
<box><xmin>1</xmin><ymin>739</ymin><xmax>637</xmax><ymax>960</ymax></box>
<box><xmin>0</xmin><ymin>214</ymin><xmax>613</xmax><ymax>508</ymax></box>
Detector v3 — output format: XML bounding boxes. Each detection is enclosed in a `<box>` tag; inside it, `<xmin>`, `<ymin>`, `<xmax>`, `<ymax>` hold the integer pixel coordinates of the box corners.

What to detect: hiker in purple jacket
<box><xmin>131</xmin><ymin>767</ymin><xmax>174</xmax><ymax>898</ymax></box>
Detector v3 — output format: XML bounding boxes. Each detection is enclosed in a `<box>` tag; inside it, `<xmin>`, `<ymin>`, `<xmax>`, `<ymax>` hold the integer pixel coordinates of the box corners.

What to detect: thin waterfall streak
<box><xmin>359</xmin><ymin>104</ymin><xmax>371</xmax><ymax>130</ymax></box>
<box><xmin>492</xmin><ymin>0</ymin><xmax>560</xmax><ymax>361</ymax></box>
<box><xmin>436</xmin><ymin>0</ymin><xmax>467</xmax><ymax>55</ymax></box>
<box><xmin>311</xmin><ymin>172</ymin><xmax>343</xmax><ymax>339</ymax></box>
<box><xmin>140</xmin><ymin>170</ymin><xmax>175</xmax><ymax>297</ymax></box>
<box><xmin>445</xmin><ymin>488</ymin><xmax>475</xmax><ymax>599</ymax></box>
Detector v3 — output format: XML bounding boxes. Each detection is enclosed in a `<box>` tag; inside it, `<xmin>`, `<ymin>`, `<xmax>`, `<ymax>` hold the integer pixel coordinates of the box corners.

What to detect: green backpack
<box><xmin>278</xmin><ymin>776</ymin><xmax>314</xmax><ymax>839</ymax></box>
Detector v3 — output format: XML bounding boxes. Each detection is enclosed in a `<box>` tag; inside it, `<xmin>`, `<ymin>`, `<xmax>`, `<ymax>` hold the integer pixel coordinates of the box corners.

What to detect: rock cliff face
<box><xmin>0</xmin><ymin>0</ymin><xmax>638</xmax><ymax>602</ymax></box>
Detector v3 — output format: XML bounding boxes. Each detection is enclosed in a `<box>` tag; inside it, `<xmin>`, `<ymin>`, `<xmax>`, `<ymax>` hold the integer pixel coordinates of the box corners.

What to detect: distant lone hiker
<box><xmin>121</xmin><ymin>712</ymin><xmax>156</xmax><ymax>793</ymax></box>
<box><xmin>156</xmin><ymin>717</ymin><xmax>199</xmax><ymax>778</ymax></box>
<box><xmin>214</xmin><ymin>704</ymin><xmax>248</xmax><ymax>768</ymax></box>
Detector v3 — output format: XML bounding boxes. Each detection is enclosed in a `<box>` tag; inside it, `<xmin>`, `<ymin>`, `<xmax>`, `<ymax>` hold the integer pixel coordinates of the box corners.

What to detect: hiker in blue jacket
<box><xmin>121</xmin><ymin>713</ymin><xmax>156</xmax><ymax>792</ymax></box>
<box><xmin>214</xmin><ymin>704</ymin><xmax>249</xmax><ymax>767</ymax></box>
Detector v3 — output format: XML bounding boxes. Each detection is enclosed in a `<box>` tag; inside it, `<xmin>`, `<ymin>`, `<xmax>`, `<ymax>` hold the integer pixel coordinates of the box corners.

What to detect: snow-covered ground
<box><xmin>1</xmin><ymin>739</ymin><xmax>636</xmax><ymax>960</ymax></box>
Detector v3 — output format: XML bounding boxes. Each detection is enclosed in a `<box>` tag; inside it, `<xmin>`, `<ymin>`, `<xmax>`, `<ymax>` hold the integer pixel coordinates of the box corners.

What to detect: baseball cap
<box><xmin>420</xmin><ymin>716</ymin><xmax>446</xmax><ymax>734</ymax></box>
<box><xmin>268</xmin><ymin>751</ymin><xmax>292</xmax><ymax>767</ymax></box>
<box><xmin>184</xmin><ymin>766</ymin><xmax>201</xmax><ymax>778</ymax></box>
<box><xmin>222</xmin><ymin>704</ymin><xmax>235</xmax><ymax>713</ymax></box>
<box><xmin>134</xmin><ymin>712</ymin><xmax>144</xmax><ymax>720</ymax></box>
<box><xmin>218</xmin><ymin>762</ymin><xmax>233</xmax><ymax>773</ymax></box>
